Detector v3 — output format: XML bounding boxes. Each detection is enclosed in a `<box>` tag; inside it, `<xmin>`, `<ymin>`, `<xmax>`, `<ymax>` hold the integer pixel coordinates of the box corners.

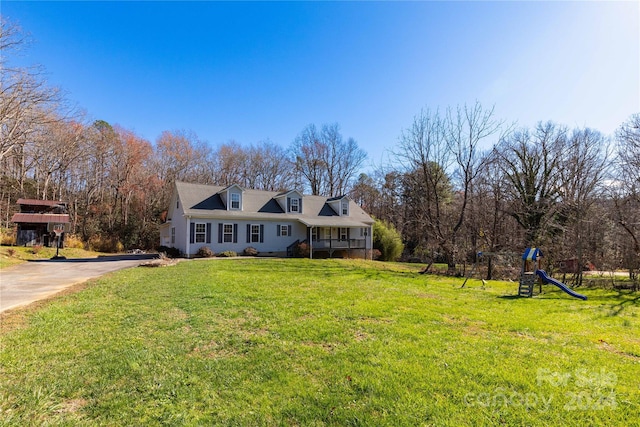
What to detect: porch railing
<box><xmin>286</xmin><ymin>240</ymin><xmax>300</xmax><ymax>257</ymax></box>
<box><xmin>311</xmin><ymin>238</ymin><xmax>366</xmax><ymax>250</ymax></box>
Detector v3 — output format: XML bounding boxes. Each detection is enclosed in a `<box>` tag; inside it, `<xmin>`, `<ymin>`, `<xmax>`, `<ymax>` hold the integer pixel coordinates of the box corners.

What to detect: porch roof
<box><xmin>297</xmin><ymin>218</ymin><xmax>371</xmax><ymax>228</ymax></box>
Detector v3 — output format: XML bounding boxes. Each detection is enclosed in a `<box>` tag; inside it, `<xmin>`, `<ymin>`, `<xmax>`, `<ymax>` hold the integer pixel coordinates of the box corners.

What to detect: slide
<box><xmin>535</xmin><ymin>270</ymin><xmax>587</xmax><ymax>300</ymax></box>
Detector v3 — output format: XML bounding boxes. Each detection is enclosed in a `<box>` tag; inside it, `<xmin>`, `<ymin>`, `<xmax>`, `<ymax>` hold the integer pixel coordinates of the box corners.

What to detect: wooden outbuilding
<box><xmin>11</xmin><ymin>199</ymin><xmax>70</xmax><ymax>247</ymax></box>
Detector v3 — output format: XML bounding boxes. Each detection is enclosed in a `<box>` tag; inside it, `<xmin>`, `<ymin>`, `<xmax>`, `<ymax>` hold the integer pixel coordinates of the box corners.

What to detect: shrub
<box><xmin>293</xmin><ymin>242</ymin><xmax>309</xmax><ymax>258</ymax></box>
<box><xmin>64</xmin><ymin>234</ymin><xmax>85</xmax><ymax>249</ymax></box>
<box><xmin>88</xmin><ymin>235</ymin><xmax>124</xmax><ymax>253</ymax></box>
<box><xmin>243</xmin><ymin>247</ymin><xmax>258</xmax><ymax>256</ymax></box>
<box><xmin>196</xmin><ymin>246</ymin><xmax>215</xmax><ymax>258</ymax></box>
<box><xmin>31</xmin><ymin>245</ymin><xmax>43</xmax><ymax>255</ymax></box>
<box><xmin>157</xmin><ymin>246</ymin><xmax>182</xmax><ymax>258</ymax></box>
<box><xmin>218</xmin><ymin>250</ymin><xmax>237</xmax><ymax>258</ymax></box>
<box><xmin>7</xmin><ymin>248</ymin><xmax>16</xmax><ymax>257</ymax></box>
<box><xmin>373</xmin><ymin>219</ymin><xmax>404</xmax><ymax>261</ymax></box>
<box><xmin>1</xmin><ymin>232</ymin><xmax>15</xmax><ymax>246</ymax></box>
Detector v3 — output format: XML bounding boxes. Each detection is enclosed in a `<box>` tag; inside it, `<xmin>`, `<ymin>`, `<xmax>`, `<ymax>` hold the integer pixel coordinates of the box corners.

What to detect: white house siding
<box><xmin>185</xmin><ymin>219</ymin><xmax>304</xmax><ymax>257</ymax></box>
<box><xmin>162</xmin><ymin>193</ymin><xmax>189</xmax><ymax>255</ymax></box>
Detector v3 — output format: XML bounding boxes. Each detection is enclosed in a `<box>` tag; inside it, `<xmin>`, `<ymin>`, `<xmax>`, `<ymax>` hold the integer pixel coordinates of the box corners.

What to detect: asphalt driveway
<box><xmin>0</xmin><ymin>254</ymin><xmax>159</xmax><ymax>313</ymax></box>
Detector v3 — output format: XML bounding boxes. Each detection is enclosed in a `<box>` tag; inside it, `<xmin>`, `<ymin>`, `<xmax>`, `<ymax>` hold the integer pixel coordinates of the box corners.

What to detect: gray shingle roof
<box><xmin>175</xmin><ymin>181</ymin><xmax>373</xmax><ymax>227</ymax></box>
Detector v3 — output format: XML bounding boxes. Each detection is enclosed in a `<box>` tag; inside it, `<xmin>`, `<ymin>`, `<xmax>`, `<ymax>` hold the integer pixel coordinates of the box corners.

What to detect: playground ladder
<box><xmin>519</xmin><ymin>272</ymin><xmax>536</xmax><ymax>297</ymax></box>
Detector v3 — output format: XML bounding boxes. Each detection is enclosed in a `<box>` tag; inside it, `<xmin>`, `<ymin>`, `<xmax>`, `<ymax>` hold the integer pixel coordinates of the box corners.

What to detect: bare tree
<box><xmin>245</xmin><ymin>141</ymin><xmax>295</xmax><ymax>191</ymax></box>
<box><xmin>30</xmin><ymin>117</ymin><xmax>88</xmax><ymax>200</ymax></box>
<box><xmin>611</xmin><ymin>114</ymin><xmax>640</xmax><ymax>285</ymax></box>
<box><xmin>557</xmin><ymin>128</ymin><xmax>610</xmax><ymax>285</ymax></box>
<box><xmin>292</xmin><ymin>123</ymin><xmax>366</xmax><ymax>196</ymax></box>
<box><xmin>493</xmin><ymin>122</ymin><xmax>567</xmax><ymax>246</ymax></box>
<box><xmin>395</xmin><ymin>103</ymin><xmax>501</xmax><ymax>273</ymax></box>
<box><xmin>445</xmin><ymin>102</ymin><xmax>503</xmax><ymax>271</ymax></box>
<box><xmin>291</xmin><ymin>124</ymin><xmax>327</xmax><ymax>195</ymax></box>
<box><xmin>0</xmin><ymin>18</ymin><xmax>62</xmax><ymax>163</ymax></box>
<box><xmin>320</xmin><ymin>123</ymin><xmax>367</xmax><ymax>197</ymax></box>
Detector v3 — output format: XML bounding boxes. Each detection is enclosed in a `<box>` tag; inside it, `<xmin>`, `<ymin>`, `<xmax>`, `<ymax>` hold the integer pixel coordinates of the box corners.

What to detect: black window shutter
<box><xmin>287</xmin><ymin>198</ymin><xmax>291</xmax><ymax>212</ymax></box>
<box><xmin>277</xmin><ymin>224</ymin><xmax>280</xmax><ymax>236</ymax></box>
<box><xmin>190</xmin><ymin>222</ymin><xmax>195</xmax><ymax>244</ymax></box>
<box><xmin>218</xmin><ymin>223</ymin><xmax>223</xmax><ymax>244</ymax></box>
<box><xmin>260</xmin><ymin>225</ymin><xmax>264</xmax><ymax>243</ymax></box>
<box><xmin>247</xmin><ymin>224</ymin><xmax>251</xmax><ymax>243</ymax></box>
<box><xmin>298</xmin><ymin>198</ymin><xmax>302</xmax><ymax>213</ymax></box>
<box><xmin>233</xmin><ymin>224</ymin><xmax>238</xmax><ymax>243</ymax></box>
<box><xmin>206</xmin><ymin>223</ymin><xmax>212</xmax><ymax>244</ymax></box>
<box><xmin>288</xmin><ymin>225</ymin><xmax>292</xmax><ymax>236</ymax></box>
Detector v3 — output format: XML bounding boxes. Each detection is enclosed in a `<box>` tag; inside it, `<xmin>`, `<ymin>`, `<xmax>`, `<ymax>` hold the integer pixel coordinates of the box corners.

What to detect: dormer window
<box><xmin>231</xmin><ymin>193</ymin><xmax>240</xmax><ymax>210</ymax></box>
<box><xmin>290</xmin><ymin>197</ymin><xmax>299</xmax><ymax>213</ymax></box>
<box><xmin>342</xmin><ymin>201</ymin><xmax>349</xmax><ymax>216</ymax></box>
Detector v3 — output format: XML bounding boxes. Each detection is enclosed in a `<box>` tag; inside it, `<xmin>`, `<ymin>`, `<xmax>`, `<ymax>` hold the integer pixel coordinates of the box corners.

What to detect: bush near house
<box><xmin>373</xmin><ymin>219</ymin><xmax>404</xmax><ymax>261</ymax></box>
<box><xmin>293</xmin><ymin>242</ymin><xmax>310</xmax><ymax>258</ymax></box>
<box><xmin>157</xmin><ymin>246</ymin><xmax>182</xmax><ymax>258</ymax></box>
<box><xmin>196</xmin><ymin>246</ymin><xmax>215</xmax><ymax>258</ymax></box>
<box><xmin>243</xmin><ymin>247</ymin><xmax>258</xmax><ymax>256</ymax></box>
<box><xmin>218</xmin><ymin>250</ymin><xmax>237</xmax><ymax>257</ymax></box>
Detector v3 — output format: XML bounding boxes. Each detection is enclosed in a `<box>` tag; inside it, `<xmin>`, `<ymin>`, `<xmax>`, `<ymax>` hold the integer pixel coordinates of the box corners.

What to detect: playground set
<box><xmin>519</xmin><ymin>247</ymin><xmax>587</xmax><ymax>300</ymax></box>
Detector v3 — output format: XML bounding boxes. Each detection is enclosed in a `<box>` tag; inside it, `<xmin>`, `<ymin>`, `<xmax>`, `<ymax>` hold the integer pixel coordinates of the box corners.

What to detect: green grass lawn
<box><xmin>0</xmin><ymin>259</ymin><xmax>638</xmax><ymax>426</ymax></box>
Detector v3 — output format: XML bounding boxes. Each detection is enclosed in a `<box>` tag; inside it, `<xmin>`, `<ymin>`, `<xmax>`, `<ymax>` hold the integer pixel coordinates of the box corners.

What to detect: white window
<box><xmin>171</xmin><ymin>227</ymin><xmax>175</xmax><ymax>244</ymax></box>
<box><xmin>342</xmin><ymin>201</ymin><xmax>348</xmax><ymax>216</ymax></box>
<box><xmin>311</xmin><ymin>228</ymin><xmax>318</xmax><ymax>240</ymax></box>
<box><xmin>280</xmin><ymin>225</ymin><xmax>289</xmax><ymax>236</ymax></box>
<box><xmin>223</xmin><ymin>223</ymin><xmax>234</xmax><ymax>242</ymax></box>
<box><xmin>251</xmin><ymin>224</ymin><xmax>261</xmax><ymax>243</ymax></box>
<box><xmin>195</xmin><ymin>223</ymin><xmax>206</xmax><ymax>243</ymax></box>
<box><xmin>231</xmin><ymin>193</ymin><xmax>240</xmax><ymax>210</ymax></box>
<box><xmin>339</xmin><ymin>227</ymin><xmax>348</xmax><ymax>241</ymax></box>
<box><xmin>290</xmin><ymin>198</ymin><xmax>299</xmax><ymax>212</ymax></box>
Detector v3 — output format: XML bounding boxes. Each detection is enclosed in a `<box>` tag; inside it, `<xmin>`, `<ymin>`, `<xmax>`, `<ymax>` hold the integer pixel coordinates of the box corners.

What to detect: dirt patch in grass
<box><xmin>189</xmin><ymin>341</ymin><xmax>245</xmax><ymax>359</ymax></box>
<box><xmin>598</xmin><ymin>339</ymin><xmax>640</xmax><ymax>361</ymax></box>
<box><xmin>54</xmin><ymin>398</ymin><xmax>87</xmax><ymax>415</ymax></box>
<box><xmin>353</xmin><ymin>329</ymin><xmax>372</xmax><ymax>342</ymax></box>
<box><xmin>301</xmin><ymin>341</ymin><xmax>340</xmax><ymax>352</ymax></box>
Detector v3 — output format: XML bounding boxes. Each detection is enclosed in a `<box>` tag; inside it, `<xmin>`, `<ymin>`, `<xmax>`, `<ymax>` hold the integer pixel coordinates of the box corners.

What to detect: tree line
<box><xmin>1</xmin><ymin>17</ymin><xmax>638</xmax><ymax>286</ymax></box>
<box><xmin>353</xmin><ymin>109</ymin><xmax>639</xmax><ymax>286</ymax></box>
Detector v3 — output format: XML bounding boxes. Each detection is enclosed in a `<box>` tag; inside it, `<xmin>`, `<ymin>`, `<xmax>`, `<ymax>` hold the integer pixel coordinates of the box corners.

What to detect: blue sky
<box><xmin>3</xmin><ymin>1</ymin><xmax>639</xmax><ymax>166</ymax></box>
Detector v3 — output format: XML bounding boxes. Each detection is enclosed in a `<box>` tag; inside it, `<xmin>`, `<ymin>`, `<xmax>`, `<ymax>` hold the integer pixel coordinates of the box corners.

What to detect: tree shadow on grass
<box><xmin>497</xmin><ymin>295</ymin><xmax>522</xmax><ymax>300</ymax></box>
<box><xmin>607</xmin><ymin>291</ymin><xmax>640</xmax><ymax>316</ymax></box>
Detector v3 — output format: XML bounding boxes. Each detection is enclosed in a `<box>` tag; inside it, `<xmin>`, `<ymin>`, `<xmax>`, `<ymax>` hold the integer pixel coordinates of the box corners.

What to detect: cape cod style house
<box><xmin>159</xmin><ymin>181</ymin><xmax>374</xmax><ymax>258</ymax></box>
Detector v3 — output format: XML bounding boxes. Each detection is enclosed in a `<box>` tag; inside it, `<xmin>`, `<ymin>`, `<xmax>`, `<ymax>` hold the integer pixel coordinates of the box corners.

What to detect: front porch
<box><xmin>287</xmin><ymin>225</ymin><xmax>372</xmax><ymax>259</ymax></box>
